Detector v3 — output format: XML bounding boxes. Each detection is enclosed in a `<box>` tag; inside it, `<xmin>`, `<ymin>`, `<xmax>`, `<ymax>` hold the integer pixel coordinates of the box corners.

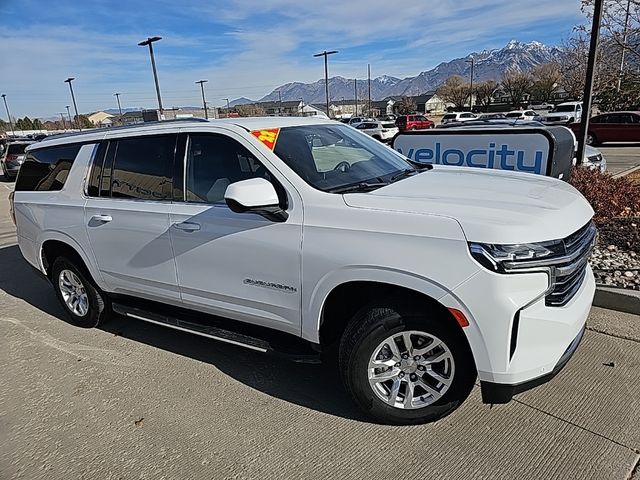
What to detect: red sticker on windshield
<box><xmin>251</xmin><ymin>128</ymin><xmax>280</xmax><ymax>150</ymax></box>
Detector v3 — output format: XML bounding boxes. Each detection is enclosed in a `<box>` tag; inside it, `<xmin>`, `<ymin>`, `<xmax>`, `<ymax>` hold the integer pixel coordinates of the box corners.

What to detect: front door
<box><xmin>169</xmin><ymin>131</ymin><xmax>302</xmax><ymax>335</ymax></box>
<box><xmin>85</xmin><ymin>133</ymin><xmax>180</xmax><ymax>302</ymax></box>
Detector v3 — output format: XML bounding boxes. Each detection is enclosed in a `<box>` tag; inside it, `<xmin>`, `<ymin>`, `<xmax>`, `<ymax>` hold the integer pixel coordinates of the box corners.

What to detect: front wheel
<box><xmin>339</xmin><ymin>300</ymin><xmax>476</xmax><ymax>425</ymax></box>
<box><xmin>52</xmin><ymin>257</ymin><xmax>110</xmax><ymax>328</ymax></box>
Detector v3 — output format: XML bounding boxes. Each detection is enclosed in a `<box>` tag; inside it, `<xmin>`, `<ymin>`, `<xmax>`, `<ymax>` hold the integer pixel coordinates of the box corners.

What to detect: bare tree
<box><xmin>436</xmin><ymin>75</ymin><xmax>470</xmax><ymax>109</ymax></box>
<box><xmin>396</xmin><ymin>96</ymin><xmax>417</xmax><ymax>115</ymax></box>
<box><xmin>474</xmin><ymin>80</ymin><xmax>498</xmax><ymax>108</ymax></box>
<box><xmin>501</xmin><ymin>69</ymin><xmax>533</xmax><ymax>108</ymax></box>
<box><xmin>531</xmin><ymin>63</ymin><xmax>562</xmax><ymax>102</ymax></box>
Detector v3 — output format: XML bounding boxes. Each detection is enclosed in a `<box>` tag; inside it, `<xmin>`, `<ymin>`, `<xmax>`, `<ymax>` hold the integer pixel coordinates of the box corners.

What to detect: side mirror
<box><xmin>224</xmin><ymin>178</ymin><xmax>288</xmax><ymax>222</ymax></box>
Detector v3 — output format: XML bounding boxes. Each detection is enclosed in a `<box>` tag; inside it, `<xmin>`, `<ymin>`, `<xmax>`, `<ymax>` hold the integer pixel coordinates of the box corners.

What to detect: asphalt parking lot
<box><xmin>599</xmin><ymin>144</ymin><xmax>640</xmax><ymax>175</ymax></box>
<box><xmin>0</xmin><ymin>176</ymin><xmax>639</xmax><ymax>480</ymax></box>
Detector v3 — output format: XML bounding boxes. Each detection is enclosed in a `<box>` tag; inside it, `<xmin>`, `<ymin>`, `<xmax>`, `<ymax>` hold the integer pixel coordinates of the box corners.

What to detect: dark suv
<box><xmin>395</xmin><ymin>115</ymin><xmax>434</xmax><ymax>131</ymax></box>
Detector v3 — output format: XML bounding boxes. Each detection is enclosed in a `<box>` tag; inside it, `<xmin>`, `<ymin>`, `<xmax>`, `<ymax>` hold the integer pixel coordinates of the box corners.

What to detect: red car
<box><xmin>395</xmin><ymin>114</ymin><xmax>435</xmax><ymax>131</ymax></box>
<box><xmin>570</xmin><ymin>111</ymin><xmax>640</xmax><ymax>145</ymax></box>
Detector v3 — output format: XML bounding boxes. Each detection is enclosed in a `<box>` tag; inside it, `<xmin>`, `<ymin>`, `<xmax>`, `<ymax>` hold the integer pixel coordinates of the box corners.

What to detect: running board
<box><xmin>111</xmin><ymin>302</ymin><xmax>321</xmax><ymax>363</ymax></box>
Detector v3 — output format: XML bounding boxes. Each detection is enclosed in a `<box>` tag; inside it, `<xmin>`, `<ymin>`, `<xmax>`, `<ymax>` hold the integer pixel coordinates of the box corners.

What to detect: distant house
<box><xmin>87</xmin><ymin>111</ymin><xmax>114</xmax><ymax>126</ymax></box>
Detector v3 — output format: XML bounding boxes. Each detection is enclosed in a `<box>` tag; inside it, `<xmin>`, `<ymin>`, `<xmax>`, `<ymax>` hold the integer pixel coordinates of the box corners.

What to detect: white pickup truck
<box><xmin>11</xmin><ymin>116</ymin><xmax>596</xmax><ymax>425</ymax></box>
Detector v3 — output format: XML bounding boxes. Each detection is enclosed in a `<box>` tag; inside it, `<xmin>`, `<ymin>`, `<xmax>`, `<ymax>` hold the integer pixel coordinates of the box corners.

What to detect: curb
<box><xmin>593</xmin><ymin>286</ymin><xmax>640</xmax><ymax>315</ymax></box>
<box><xmin>612</xmin><ymin>164</ymin><xmax>640</xmax><ymax>178</ymax></box>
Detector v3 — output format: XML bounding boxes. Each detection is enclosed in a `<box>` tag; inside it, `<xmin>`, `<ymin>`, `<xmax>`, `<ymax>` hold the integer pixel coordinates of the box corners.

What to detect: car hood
<box><xmin>343</xmin><ymin>166</ymin><xmax>594</xmax><ymax>244</ymax></box>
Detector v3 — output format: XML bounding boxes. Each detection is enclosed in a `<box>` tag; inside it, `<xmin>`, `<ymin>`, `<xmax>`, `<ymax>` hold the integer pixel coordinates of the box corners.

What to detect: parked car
<box><xmin>569</xmin><ymin>111</ymin><xmax>640</xmax><ymax>145</ymax></box>
<box><xmin>505</xmin><ymin>110</ymin><xmax>537</xmax><ymax>121</ymax></box>
<box><xmin>355</xmin><ymin>121</ymin><xmax>399</xmax><ymax>142</ymax></box>
<box><xmin>540</xmin><ymin>101</ymin><xmax>583</xmax><ymax>125</ymax></box>
<box><xmin>395</xmin><ymin>114</ymin><xmax>434</xmax><ymax>131</ymax></box>
<box><xmin>529</xmin><ymin>102</ymin><xmax>554</xmax><ymax>110</ymax></box>
<box><xmin>12</xmin><ymin>117</ymin><xmax>595</xmax><ymax>425</ymax></box>
<box><xmin>441</xmin><ymin>112</ymin><xmax>478</xmax><ymax>124</ymax></box>
<box><xmin>479</xmin><ymin>113</ymin><xmax>507</xmax><ymax>120</ymax></box>
<box><xmin>580</xmin><ymin>145</ymin><xmax>607</xmax><ymax>173</ymax></box>
<box><xmin>346</xmin><ymin>116</ymin><xmax>372</xmax><ymax>126</ymax></box>
<box><xmin>1</xmin><ymin>141</ymin><xmax>34</xmax><ymax>179</ymax></box>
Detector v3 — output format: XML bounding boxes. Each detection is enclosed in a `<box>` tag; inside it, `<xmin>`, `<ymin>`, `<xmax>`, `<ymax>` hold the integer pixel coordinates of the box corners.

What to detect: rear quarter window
<box><xmin>15</xmin><ymin>144</ymin><xmax>82</xmax><ymax>192</ymax></box>
<box><xmin>7</xmin><ymin>143</ymin><xmax>29</xmax><ymax>154</ymax></box>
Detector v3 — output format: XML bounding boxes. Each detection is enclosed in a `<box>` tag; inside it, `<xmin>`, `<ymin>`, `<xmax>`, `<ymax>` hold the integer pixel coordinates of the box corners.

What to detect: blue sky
<box><xmin>0</xmin><ymin>0</ymin><xmax>585</xmax><ymax>118</ymax></box>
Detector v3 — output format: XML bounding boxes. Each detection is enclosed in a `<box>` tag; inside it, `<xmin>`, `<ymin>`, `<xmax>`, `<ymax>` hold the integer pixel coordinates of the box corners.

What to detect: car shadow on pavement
<box><xmin>0</xmin><ymin>244</ymin><xmax>366</xmax><ymax>422</ymax></box>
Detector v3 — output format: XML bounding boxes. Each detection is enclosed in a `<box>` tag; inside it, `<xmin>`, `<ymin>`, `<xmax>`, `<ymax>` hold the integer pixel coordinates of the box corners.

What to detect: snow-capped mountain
<box><xmin>260</xmin><ymin>40</ymin><xmax>561</xmax><ymax>104</ymax></box>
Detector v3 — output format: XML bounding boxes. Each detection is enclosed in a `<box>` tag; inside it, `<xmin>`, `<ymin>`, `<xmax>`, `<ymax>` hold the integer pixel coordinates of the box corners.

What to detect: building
<box><xmin>87</xmin><ymin>111</ymin><xmax>114</xmax><ymax>126</ymax></box>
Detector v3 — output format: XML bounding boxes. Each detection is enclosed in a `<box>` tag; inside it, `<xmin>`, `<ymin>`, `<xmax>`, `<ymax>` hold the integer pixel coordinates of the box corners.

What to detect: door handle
<box><xmin>90</xmin><ymin>214</ymin><xmax>112</xmax><ymax>223</ymax></box>
<box><xmin>173</xmin><ymin>221</ymin><xmax>201</xmax><ymax>232</ymax></box>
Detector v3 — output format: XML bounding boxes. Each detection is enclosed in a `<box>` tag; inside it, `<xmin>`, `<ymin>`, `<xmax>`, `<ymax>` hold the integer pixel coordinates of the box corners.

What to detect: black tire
<box><xmin>372</xmin><ymin>135</ymin><xmax>382</xmax><ymax>142</ymax></box>
<box><xmin>51</xmin><ymin>256</ymin><xmax>110</xmax><ymax>328</ymax></box>
<box><xmin>586</xmin><ymin>132</ymin><xmax>598</xmax><ymax>146</ymax></box>
<box><xmin>339</xmin><ymin>299</ymin><xmax>475</xmax><ymax>425</ymax></box>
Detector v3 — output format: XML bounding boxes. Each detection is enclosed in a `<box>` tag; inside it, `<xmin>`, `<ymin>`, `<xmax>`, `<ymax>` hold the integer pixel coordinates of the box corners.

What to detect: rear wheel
<box><xmin>372</xmin><ymin>135</ymin><xmax>382</xmax><ymax>141</ymax></box>
<box><xmin>339</xmin><ymin>299</ymin><xmax>475</xmax><ymax>425</ymax></box>
<box><xmin>586</xmin><ymin>132</ymin><xmax>598</xmax><ymax>146</ymax></box>
<box><xmin>52</xmin><ymin>257</ymin><xmax>110</xmax><ymax>328</ymax></box>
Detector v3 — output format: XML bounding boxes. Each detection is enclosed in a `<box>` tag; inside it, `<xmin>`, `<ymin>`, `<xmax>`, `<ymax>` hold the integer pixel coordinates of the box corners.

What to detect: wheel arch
<box><xmin>39</xmin><ymin>233</ymin><xmax>104</xmax><ymax>288</ymax></box>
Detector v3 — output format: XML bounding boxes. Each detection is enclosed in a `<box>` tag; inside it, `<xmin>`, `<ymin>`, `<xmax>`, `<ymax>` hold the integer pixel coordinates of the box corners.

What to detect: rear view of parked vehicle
<box><xmin>441</xmin><ymin>112</ymin><xmax>477</xmax><ymax>124</ymax></box>
<box><xmin>355</xmin><ymin>121</ymin><xmax>399</xmax><ymax>142</ymax></box>
<box><xmin>1</xmin><ymin>141</ymin><xmax>33</xmax><ymax>179</ymax></box>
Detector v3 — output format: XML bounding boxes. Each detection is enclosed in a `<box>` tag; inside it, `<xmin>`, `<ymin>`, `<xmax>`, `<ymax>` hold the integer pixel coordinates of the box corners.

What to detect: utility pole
<box><xmin>368</xmin><ymin>64</ymin><xmax>371</xmax><ymax>116</ymax></box>
<box><xmin>576</xmin><ymin>0</ymin><xmax>604</xmax><ymax>166</ymax></box>
<box><xmin>313</xmin><ymin>50</ymin><xmax>338</xmax><ymax>117</ymax></box>
<box><xmin>465</xmin><ymin>58</ymin><xmax>475</xmax><ymax>110</ymax></box>
<box><xmin>64</xmin><ymin>77</ymin><xmax>81</xmax><ymax>131</ymax></box>
<box><xmin>195</xmin><ymin>80</ymin><xmax>209</xmax><ymax>119</ymax></box>
<box><xmin>617</xmin><ymin>0</ymin><xmax>632</xmax><ymax>93</ymax></box>
<box><xmin>299</xmin><ymin>97</ymin><xmax>304</xmax><ymax>116</ymax></box>
<box><xmin>1</xmin><ymin>94</ymin><xmax>15</xmax><ymax>135</ymax></box>
<box><xmin>59</xmin><ymin>113</ymin><xmax>66</xmax><ymax>130</ymax></box>
<box><xmin>65</xmin><ymin>106</ymin><xmax>73</xmax><ymax>129</ymax></box>
<box><xmin>114</xmin><ymin>92</ymin><xmax>123</xmax><ymax>116</ymax></box>
<box><xmin>354</xmin><ymin>78</ymin><xmax>358</xmax><ymax>116</ymax></box>
<box><xmin>278</xmin><ymin>90</ymin><xmax>283</xmax><ymax>115</ymax></box>
<box><xmin>138</xmin><ymin>36</ymin><xmax>164</xmax><ymax>116</ymax></box>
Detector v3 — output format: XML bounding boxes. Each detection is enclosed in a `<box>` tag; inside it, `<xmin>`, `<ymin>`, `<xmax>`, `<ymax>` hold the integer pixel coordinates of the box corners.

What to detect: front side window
<box><xmin>185</xmin><ymin>133</ymin><xmax>277</xmax><ymax>204</ymax></box>
<box><xmin>110</xmin><ymin>134</ymin><xmax>176</xmax><ymax>200</ymax></box>
<box><xmin>15</xmin><ymin>144</ymin><xmax>82</xmax><ymax>192</ymax></box>
<box><xmin>273</xmin><ymin>124</ymin><xmax>413</xmax><ymax>193</ymax></box>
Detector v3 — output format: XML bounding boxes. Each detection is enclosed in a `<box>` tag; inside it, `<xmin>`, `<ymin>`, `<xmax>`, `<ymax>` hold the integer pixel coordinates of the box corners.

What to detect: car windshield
<box><xmin>553</xmin><ymin>105</ymin><xmax>577</xmax><ymax>113</ymax></box>
<box><xmin>273</xmin><ymin>124</ymin><xmax>414</xmax><ymax>193</ymax></box>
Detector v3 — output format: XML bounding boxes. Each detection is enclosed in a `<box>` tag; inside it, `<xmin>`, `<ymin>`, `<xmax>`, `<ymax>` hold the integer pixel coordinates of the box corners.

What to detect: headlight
<box><xmin>469</xmin><ymin>240</ymin><xmax>564</xmax><ymax>273</ymax></box>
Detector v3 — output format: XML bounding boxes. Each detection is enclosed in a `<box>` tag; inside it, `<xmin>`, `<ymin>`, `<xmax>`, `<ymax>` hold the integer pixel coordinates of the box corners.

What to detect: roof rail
<box><xmin>38</xmin><ymin>117</ymin><xmax>212</xmax><ymax>142</ymax></box>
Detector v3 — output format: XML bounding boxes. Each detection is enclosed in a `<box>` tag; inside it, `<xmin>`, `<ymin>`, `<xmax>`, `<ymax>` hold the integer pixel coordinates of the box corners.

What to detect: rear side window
<box><xmin>15</xmin><ymin>144</ymin><xmax>82</xmax><ymax>192</ymax></box>
<box><xmin>110</xmin><ymin>135</ymin><xmax>176</xmax><ymax>200</ymax></box>
<box><xmin>7</xmin><ymin>143</ymin><xmax>29</xmax><ymax>155</ymax></box>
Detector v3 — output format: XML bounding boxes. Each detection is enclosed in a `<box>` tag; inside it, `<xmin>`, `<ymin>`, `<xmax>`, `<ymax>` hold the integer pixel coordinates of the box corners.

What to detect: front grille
<box><xmin>545</xmin><ymin>222</ymin><xmax>596</xmax><ymax>307</ymax></box>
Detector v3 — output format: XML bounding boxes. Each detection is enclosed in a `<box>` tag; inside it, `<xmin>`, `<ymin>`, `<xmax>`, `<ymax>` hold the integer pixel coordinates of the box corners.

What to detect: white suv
<box><xmin>441</xmin><ymin>112</ymin><xmax>478</xmax><ymax>124</ymax></box>
<box><xmin>12</xmin><ymin>117</ymin><xmax>596</xmax><ymax>425</ymax></box>
<box><xmin>542</xmin><ymin>102</ymin><xmax>583</xmax><ymax>125</ymax></box>
<box><xmin>355</xmin><ymin>120</ymin><xmax>399</xmax><ymax>142</ymax></box>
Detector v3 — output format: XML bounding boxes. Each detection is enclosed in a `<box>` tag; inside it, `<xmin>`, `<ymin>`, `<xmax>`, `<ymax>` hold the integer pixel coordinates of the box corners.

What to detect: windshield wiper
<box><xmin>329</xmin><ymin>181</ymin><xmax>389</xmax><ymax>194</ymax></box>
<box><xmin>390</xmin><ymin>165</ymin><xmax>433</xmax><ymax>183</ymax></box>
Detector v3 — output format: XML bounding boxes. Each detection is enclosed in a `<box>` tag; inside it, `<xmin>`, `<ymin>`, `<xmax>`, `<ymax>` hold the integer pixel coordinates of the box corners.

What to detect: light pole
<box><xmin>465</xmin><ymin>58</ymin><xmax>475</xmax><ymax>110</ymax></box>
<box><xmin>1</xmin><ymin>94</ymin><xmax>14</xmax><ymax>135</ymax></box>
<box><xmin>617</xmin><ymin>0</ymin><xmax>632</xmax><ymax>94</ymax></box>
<box><xmin>64</xmin><ymin>77</ymin><xmax>81</xmax><ymax>131</ymax></box>
<box><xmin>59</xmin><ymin>113</ymin><xmax>66</xmax><ymax>130</ymax></box>
<box><xmin>354</xmin><ymin>78</ymin><xmax>358</xmax><ymax>116</ymax></box>
<box><xmin>223</xmin><ymin>98</ymin><xmax>230</xmax><ymax>118</ymax></box>
<box><xmin>299</xmin><ymin>97</ymin><xmax>304</xmax><ymax>115</ymax></box>
<box><xmin>313</xmin><ymin>50</ymin><xmax>338</xmax><ymax>117</ymax></box>
<box><xmin>278</xmin><ymin>90</ymin><xmax>283</xmax><ymax>115</ymax></box>
<box><xmin>576</xmin><ymin>0</ymin><xmax>604</xmax><ymax>166</ymax></box>
<box><xmin>138</xmin><ymin>36</ymin><xmax>164</xmax><ymax>116</ymax></box>
<box><xmin>114</xmin><ymin>92</ymin><xmax>123</xmax><ymax>116</ymax></box>
<box><xmin>195</xmin><ymin>80</ymin><xmax>209</xmax><ymax>119</ymax></box>
<box><xmin>368</xmin><ymin>63</ymin><xmax>371</xmax><ymax>116</ymax></box>
<box><xmin>65</xmin><ymin>106</ymin><xmax>73</xmax><ymax>129</ymax></box>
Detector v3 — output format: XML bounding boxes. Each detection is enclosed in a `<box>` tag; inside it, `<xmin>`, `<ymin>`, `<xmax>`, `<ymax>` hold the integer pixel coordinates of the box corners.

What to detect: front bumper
<box><xmin>480</xmin><ymin>325</ymin><xmax>585</xmax><ymax>403</ymax></box>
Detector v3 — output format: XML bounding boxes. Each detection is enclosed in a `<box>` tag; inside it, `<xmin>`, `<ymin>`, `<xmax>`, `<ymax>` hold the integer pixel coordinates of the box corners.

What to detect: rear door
<box><xmin>84</xmin><ymin>132</ymin><xmax>180</xmax><ymax>302</ymax></box>
<box><xmin>628</xmin><ymin>113</ymin><xmax>640</xmax><ymax>142</ymax></box>
<box><xmin>168</xmin><ymin>129</ymin><xmax>303</xmax><ymax>335</ymax></box>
